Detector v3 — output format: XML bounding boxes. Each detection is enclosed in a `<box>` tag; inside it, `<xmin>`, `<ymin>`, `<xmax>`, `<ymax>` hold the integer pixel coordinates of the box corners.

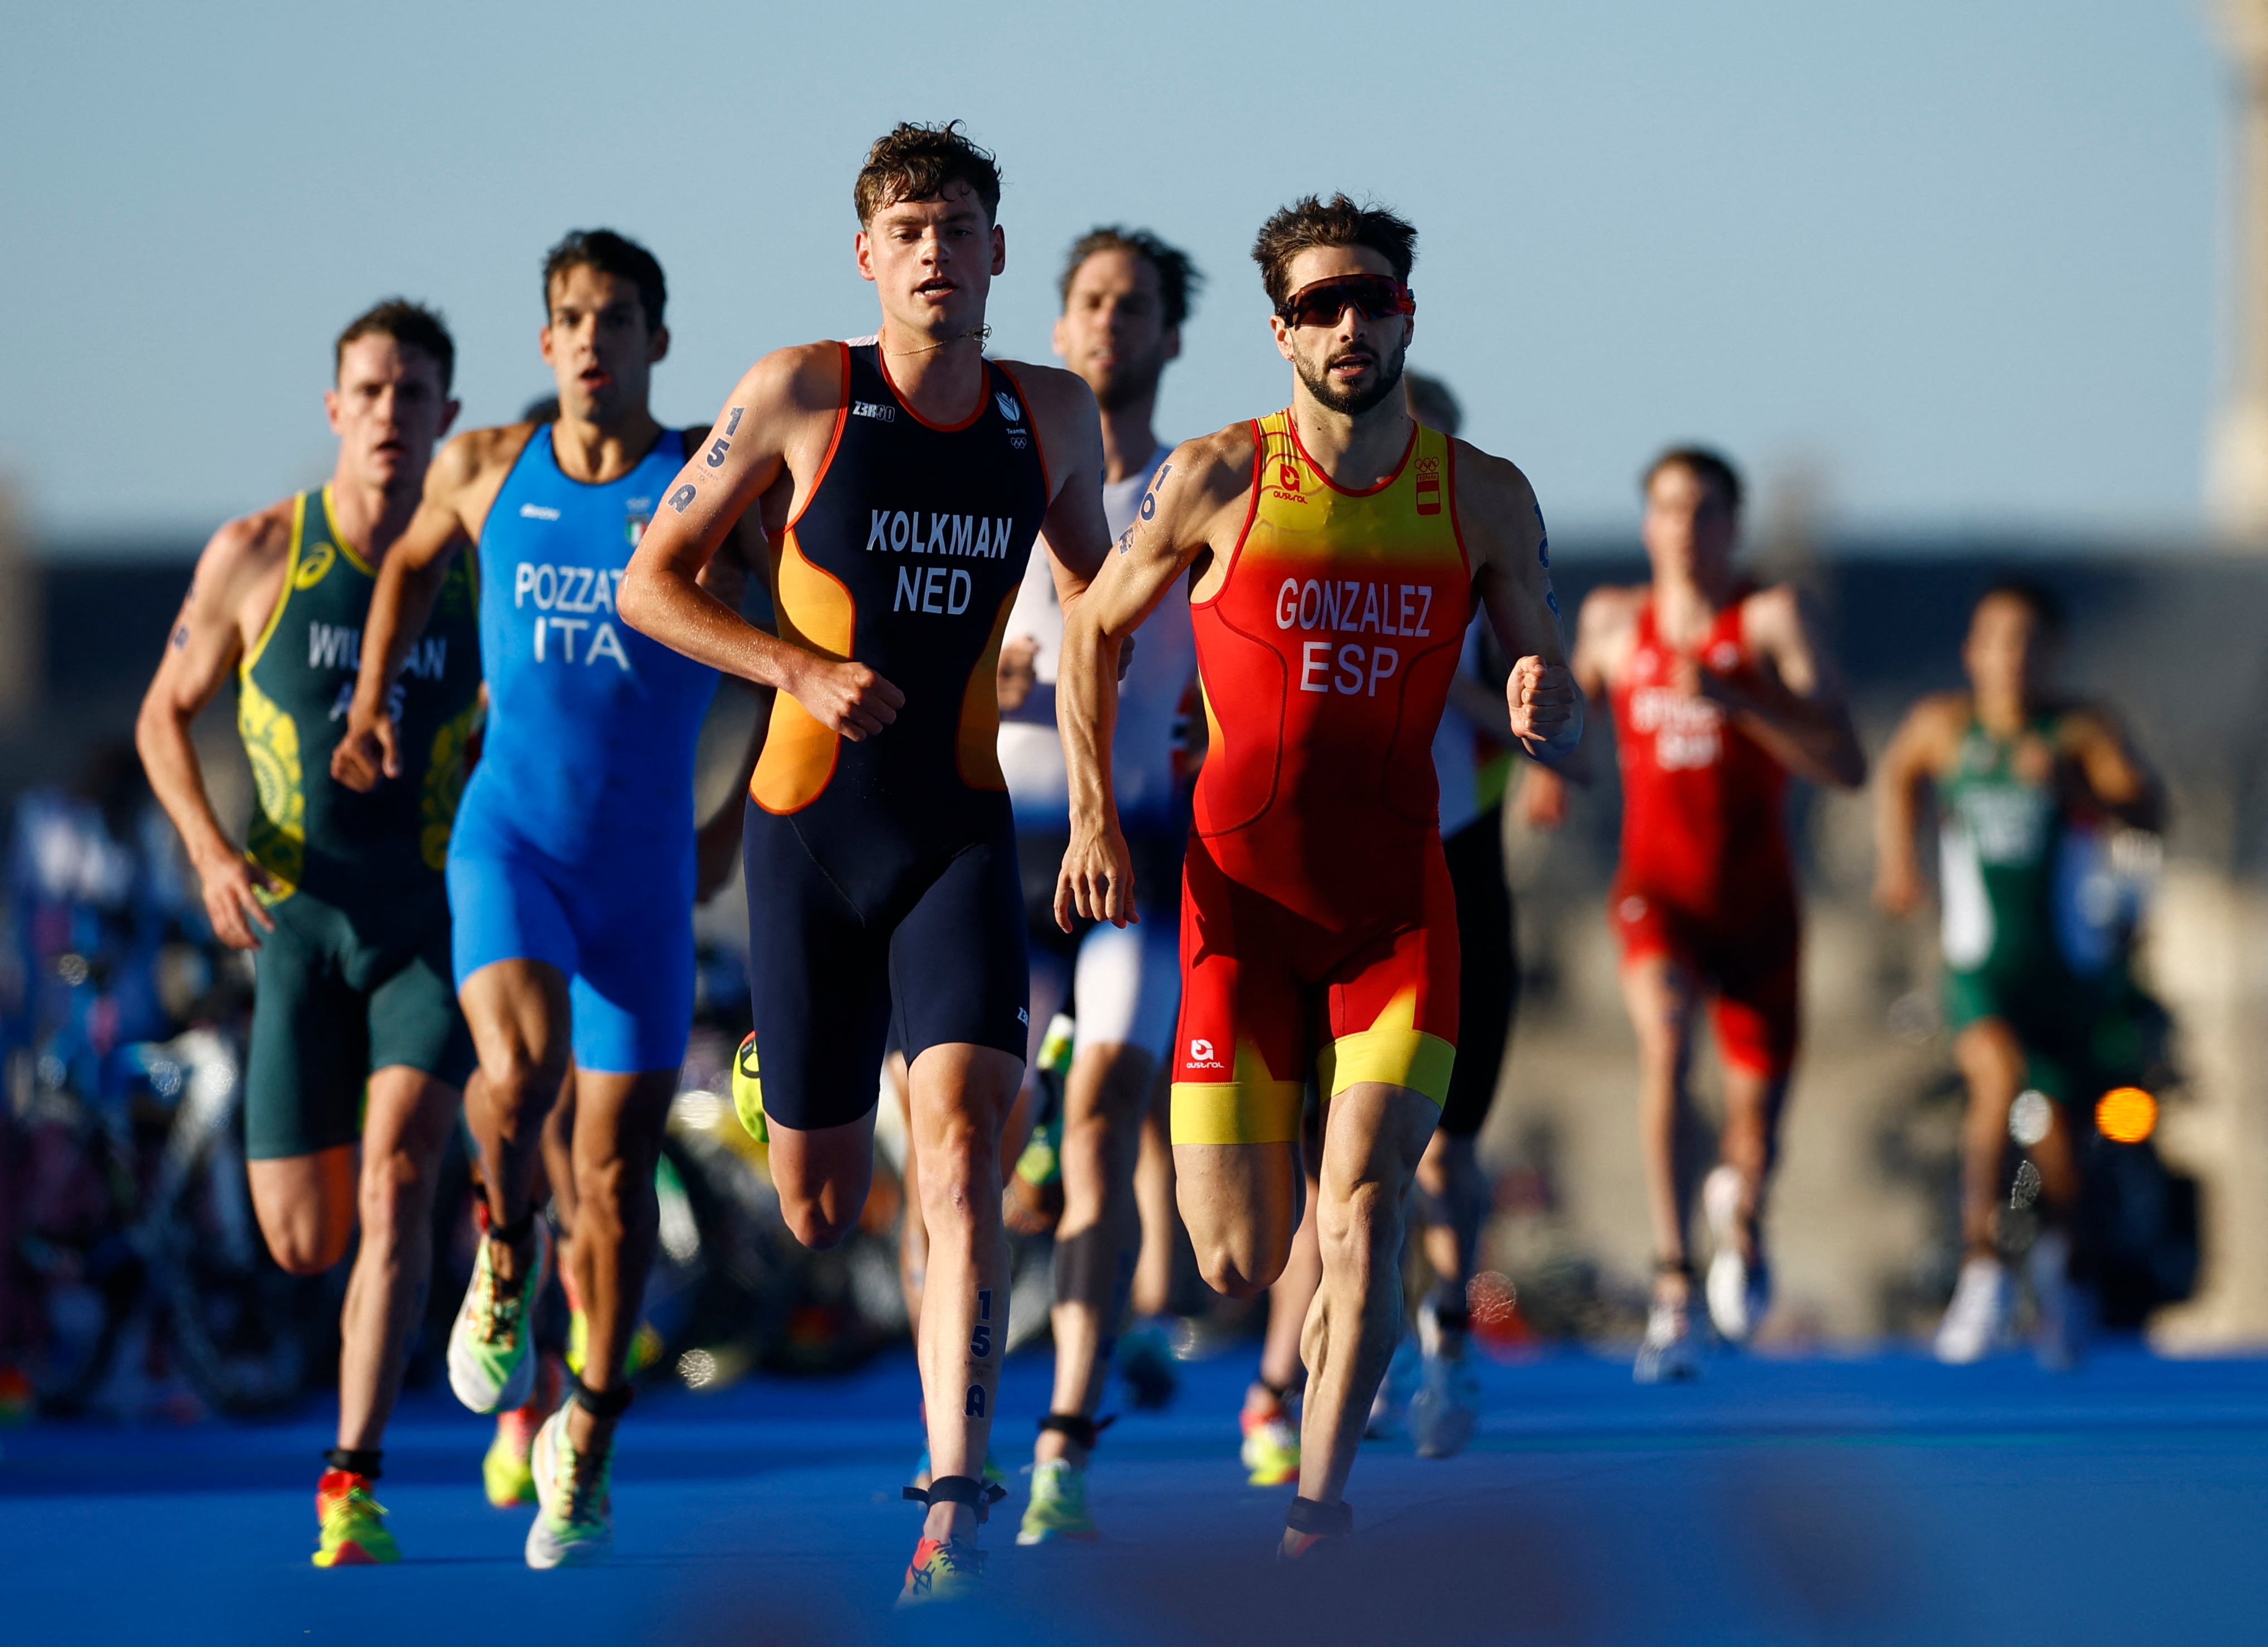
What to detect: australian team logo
<box><xmin>292</xmin><ymin>539</ymin><xmax>336</xmax><ymax>590</ymax></box>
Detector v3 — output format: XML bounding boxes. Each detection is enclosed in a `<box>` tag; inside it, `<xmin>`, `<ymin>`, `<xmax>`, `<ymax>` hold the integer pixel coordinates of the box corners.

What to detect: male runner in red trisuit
<box><xmin>1056</xmin><ymin>195</ymin><xmax>1580</xmax><ymax>1557</ymax></box>
<box><xmin>1521</xmin><ymin>448</ymin><xmax>1864</xmax><ymax>1382</ymax></box>
<box><xmin>617</xmin><ymin>124</ymin><xmax>1113</xmax><ymax>1603</ymax></box>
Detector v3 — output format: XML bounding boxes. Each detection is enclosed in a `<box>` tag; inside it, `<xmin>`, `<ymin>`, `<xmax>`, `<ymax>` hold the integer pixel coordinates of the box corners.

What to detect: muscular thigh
<box><xmin>457</xmin><ymin>956</ymin><xmax>574</xmax><ymax>1080</ymax></box>
<box><xmin>1616</xmin><ymin>946</ymin><xmax>1703</xmax><ymax>1060</ymax></box>
<box><xmin>248</xmin><ymin>1146</ymin><xmax>358</xmax><ymax>1272</ymax></box>
<box><xmin>1318</xmin><ymin>1081</ymin><xmax>1441</xmax><ymax>1208</ymax></box>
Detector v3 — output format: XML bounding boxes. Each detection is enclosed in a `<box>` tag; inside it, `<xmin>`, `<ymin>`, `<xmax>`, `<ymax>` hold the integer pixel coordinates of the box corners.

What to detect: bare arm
<box><xmin>1694</xmin><ymin>585</ymin><xmax>1866</xmax><ymax>789</ymax></box>
<box><xmin>331</xmin><ymin>432</ymin><xmax>496</xmax><ymax>790</ymax></box>
<box><xmin>2063</xmin><ymin>706</ymin><xmax>2164</xmax><ymax>832</ymax></box>
<box><xmin>1055</xmin><ymin>431</ymin><xmax>1247</xmax><ymax>929</ymax></box>
<box><xmin>1515</xmin><ymin>587</ymin><xmax>1630</xmax><ymax>828</ymax></box>
<box><xmin>1014</xmin><ymin>363</ymin><xmax>1113</xmax><ymax>611</ymax></box>
<box><xmin>1460</xmin><ymin>449</ymin><xmax>1583</xmax><ymax>768</ymax></box>
<box><xmin>616</xmin><ymin>346</ymin><xmax>903</xmax><ymax>738</ymax></box>
<box><xmin>134</xmin><ymin>510</ymin><xmax>287</xmax><ymax>948</ymax></box>
<box><xmin>1874</xmin><ymin>695</ymin><xmax>1961</xmax><ymax>914</ymax></box>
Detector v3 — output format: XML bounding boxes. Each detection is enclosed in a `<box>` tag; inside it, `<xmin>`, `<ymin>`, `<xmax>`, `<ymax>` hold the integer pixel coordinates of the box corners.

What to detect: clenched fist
<box><xmin>790</xmin><ymin>656</ymin><xmax>905</xmax><ymax>741</ymax></box>
<box><xmin>1506</xmin><ymin>656</ymin><xmax>1579</xmax><ymax>748</ymax></box>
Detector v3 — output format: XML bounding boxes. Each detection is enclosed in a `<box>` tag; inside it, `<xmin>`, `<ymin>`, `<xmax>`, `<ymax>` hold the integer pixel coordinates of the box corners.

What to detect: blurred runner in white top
<box><xmin>1001</xmin><ymin>227</ymin><xmax>1204</xmax><ymax>1548</ymax></box>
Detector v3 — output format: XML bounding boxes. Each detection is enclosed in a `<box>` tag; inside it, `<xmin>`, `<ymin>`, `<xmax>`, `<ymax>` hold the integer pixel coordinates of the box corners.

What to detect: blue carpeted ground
<box><xmin>2</xmin><ymin>1343</ymin><xmax>2264</xmax><ymax>1645</ymax></box>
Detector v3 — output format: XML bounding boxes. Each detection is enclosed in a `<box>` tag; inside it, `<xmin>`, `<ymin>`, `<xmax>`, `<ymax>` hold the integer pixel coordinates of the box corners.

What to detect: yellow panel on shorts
<box><xmin>1169</xmin><ymin>1079</ymin><xmax>1304</xmax><ymax>1145</ymax></box>
<box><xmin>1319</xmin><ymin>1027</ymin><xmax>1456</xmax><ymax>1107</ymax></box>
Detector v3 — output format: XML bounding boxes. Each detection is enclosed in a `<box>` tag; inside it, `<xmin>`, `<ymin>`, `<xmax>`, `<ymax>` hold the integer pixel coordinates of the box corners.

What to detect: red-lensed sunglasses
<box><xmin>1275</xmin><ymin>274</ymin><xmax>1416</xmax><ymax>329</ymax></box>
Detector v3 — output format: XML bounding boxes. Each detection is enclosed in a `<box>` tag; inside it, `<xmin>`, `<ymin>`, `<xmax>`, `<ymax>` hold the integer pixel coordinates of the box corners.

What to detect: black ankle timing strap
<box><xmin>1285</xmin><ymin>1496</ymin><xmax>1353</xmax><ymax>1538</ymax></box>
<box><xmin>1654</xmin><ymin>1257</ymin><xmax>1695</xmax><ymax>1279</ymax></box>
<box><xmin>324</xmin><ymin>1447</ymin><xmax>382</xmax><ymax>1480</ymax></box>
<box><xmin>572</xmin><ymin>1379</ymin><xmax>634</xmax><ymax>1420</ymax></box>
<box><xmin>904</xmin><ymin>1475</ymin><xmax>1007</xmax><ymax>1522</ymax></box>
<box><xmin>1036</xmin><ymin>1412</ymin><xmax>1117</xmax><ymax>1451</ymax></box>
<box><xmin>490</xmin><ymin>1206</ymin><xmax>538</xmax><ymax>1249</ymax></box>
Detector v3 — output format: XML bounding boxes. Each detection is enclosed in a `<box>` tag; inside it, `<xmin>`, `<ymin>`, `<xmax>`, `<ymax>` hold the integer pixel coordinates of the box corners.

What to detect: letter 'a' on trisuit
<box><xmin>238</xmin><ymin>487</ymin><xmax>481</xmax><ymax>1159</ymax></box>
<box><xmin>448</xmin><ymin>427</ymin><xmax>721</xmax><ymax>1074</ymax></box>
<box><xmin>1170</xmin><ymin>412</ymin><xmax>1471</xmax><ymax>1146</ymax></box>
<box><xmin>741</xmin><ymin>341</ymin><xmax>1047</xmax><ymax>1131</ymax></box>
<box><xmin>1606</xmin><ymin>592</ymin><xmax>1800</xmax><ymax>1081</ymax></box>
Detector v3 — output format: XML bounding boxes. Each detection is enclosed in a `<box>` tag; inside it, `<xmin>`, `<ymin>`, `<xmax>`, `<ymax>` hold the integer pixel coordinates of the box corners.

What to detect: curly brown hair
<box><xmin>1250</xmin><ymin>195</ymin><xmax>1416</xmax><ymax>308</ymax></box>
<box><xmin>854</xmin><ymin>121</ymin><xmax>1002</xmax><ymax>226</ymax></box>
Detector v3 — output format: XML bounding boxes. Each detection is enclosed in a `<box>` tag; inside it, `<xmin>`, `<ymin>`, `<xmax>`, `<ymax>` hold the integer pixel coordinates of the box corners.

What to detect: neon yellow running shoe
<box><xmin>484</xmin><ymin>1354</ymin><xmax>564</xmax><ymax>1508</ymax></box>
<box><xmin>732</xmin><ymin>1032</ymin><xmax>768</xmax><ymax>1144</ymax></box>
<box><xmin>525</xmin><ymin>1408</ymin><xmax>613</xmax><ymax>1569</ymax></box>
<box><xmin>1240</xmin><ymin>1408</ymin><xmax>1300</xmax><ymax>1487</ymax></box>
<box><xmin>1016</xmin><ymin>1457</ymin><xmax>1098</xmax><ymax>1545</ymax></box>
<box><xmin>897</xmin><ymin>1535</ymin><xmax>986</xmax><ymax>1606</ymax></box>
<box><xmin>311</xmin><ymin>1470</ymin><xmax>398</xmax><ymax>1567</ymax></box>
<box><xmin>447</xmin><ymin>1214</ymin><xmax>550</xmax><ymax>1414</ymax></box>
<box><xmin>564</xmin><ymin>1312</ymin><xmax>665</xmax><ymax>1383</ymax></box>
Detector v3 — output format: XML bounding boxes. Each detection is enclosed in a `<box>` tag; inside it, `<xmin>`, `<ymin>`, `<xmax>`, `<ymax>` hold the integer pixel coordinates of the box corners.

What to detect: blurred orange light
<box><xmin>2096</xmin><ymin>1086</ymin><xmax>2158</xmax><ymax>1144</ymax></box>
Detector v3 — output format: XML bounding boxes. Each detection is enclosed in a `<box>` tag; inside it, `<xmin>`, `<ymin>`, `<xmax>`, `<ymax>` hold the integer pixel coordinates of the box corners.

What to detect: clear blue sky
<box><xmin>0</xmin><ymin>0</ymin><xmax>2226</xmax><ymax>549</ymax></box>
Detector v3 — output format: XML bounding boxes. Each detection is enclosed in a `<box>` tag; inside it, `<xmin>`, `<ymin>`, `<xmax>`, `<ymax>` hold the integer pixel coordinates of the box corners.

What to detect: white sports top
<box><xmin>997</xmin><ymin>443</ymin><xmax>1193</xmax><ymax>831</ymax></box>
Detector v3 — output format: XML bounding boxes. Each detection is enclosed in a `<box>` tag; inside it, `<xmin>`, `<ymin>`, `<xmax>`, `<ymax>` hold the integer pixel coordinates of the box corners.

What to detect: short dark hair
<box><xmin>855</xmin><ymin>122</ymin><xmax>1002</xmax><ymax>225</ymax></box>
<box><xmin>1406</xmin><ymin>371</ymin><xmax>1461</xmax><ymax>436</ymax></box>
<box><xmin>1059</xmin><ymin>227</ymin><xmax>1203</xmax><ymax>330</ymax></box>
<box><xmin>1644</xmin><ymin>446</ymin><xmax>1744</xmax><ymax>513</ymax></box>
<box><xmin>1251</xmin><ymin>194</ymin><xmax>1417</xmax><ymax>308</ymax></box>
<box><xmin>335</xmin><ymin>298</ymin><xmax>455</xmax><ymax>393</ymax></box>
<box><xmin>1977</xmin><ymin>573</ymin><xmax>2066</xmax><ymax>637</ymax></box>
<box><xmin>542</xmin><ymin>229</ymin><xmax>667</xmax><ymax>332</ymax></box>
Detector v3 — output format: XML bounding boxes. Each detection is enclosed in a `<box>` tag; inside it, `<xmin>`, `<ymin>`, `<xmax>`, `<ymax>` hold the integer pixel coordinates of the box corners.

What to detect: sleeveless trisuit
<box><xmin>1606</xmin><ymin>591</ymin><xmax>1800</xmax><ymax>1079</ymax></box>
<box><xmin>741</xmin><ymin>343</ymin><xmax>1049</xmax><ymax>1129</ymax></box>
<box><xmin>1936</xmin><ymin>713</ymin><xmax>2115</xmax><ymax>1102</ymax></box>
<box><xmin>237</xmin><ymin>487</ymin><xmax>481</xmax><ymax>1157</ymax></box>
<box><xmin>1169</xmin><ymin>412</ymin><xmax>1472</xmax><ymax>1148</ymax></box>
<box><xmin>448</xmin><ymin>426</ymin><xmax>720</xmax><ymax>1074</ymax></box>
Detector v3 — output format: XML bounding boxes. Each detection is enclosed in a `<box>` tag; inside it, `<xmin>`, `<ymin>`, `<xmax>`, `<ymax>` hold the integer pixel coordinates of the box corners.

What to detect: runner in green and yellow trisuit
<box><xmin>1875</xmin><ymin>578</ymin><xmax>2162</xmax><ymax>1368</ymax></box>
<box><xmin>137</xmin><ymin>300</ymin><xmax>481</xmax><ymax>1565</ymax></box>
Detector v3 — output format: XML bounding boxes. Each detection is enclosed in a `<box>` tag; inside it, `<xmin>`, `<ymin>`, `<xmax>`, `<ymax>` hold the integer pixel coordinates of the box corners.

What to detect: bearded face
<box><xmin>1292</xmin><ymin>327</ymin><xmax>1407</xmax><ymax>417</ymax></box>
